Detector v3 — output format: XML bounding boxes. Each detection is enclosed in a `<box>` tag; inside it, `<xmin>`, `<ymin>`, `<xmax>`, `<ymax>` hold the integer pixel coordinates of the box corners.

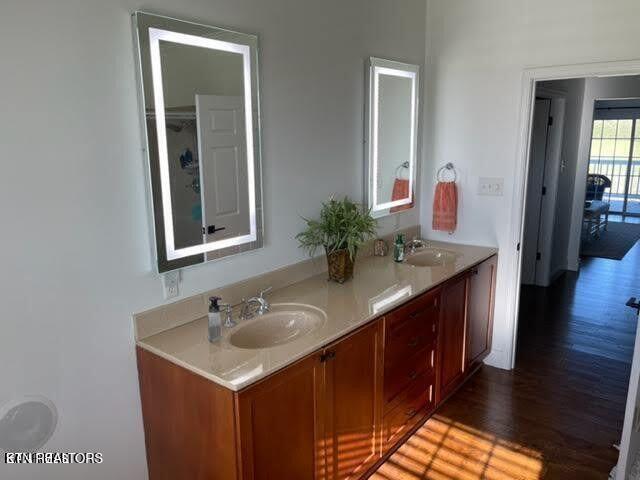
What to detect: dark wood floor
<box><xmin>372</xmin><ymin>246</ymin><xmax>640</xmax><ymax>479</ymax></box>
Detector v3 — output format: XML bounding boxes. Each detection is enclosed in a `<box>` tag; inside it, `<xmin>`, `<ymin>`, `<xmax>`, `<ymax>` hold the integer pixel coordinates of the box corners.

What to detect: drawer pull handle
<box><xmin>408</xmin><ymin>371</ymin><xmax>418</xmax><ymax>380</ymax></box>
<box><xmin>408</xmin><ymin>337</ymin><xmax>419</xmax><ymax>347</ymax></box>
<box><xmin>320</xmin><ymin>351</ymin><xmax>336</xmax><ymax>362</ymax></box>
<box><xmin>405</xmin><ymin>409</ymin><xmax>417</xmax><ymax>417</ymax></box>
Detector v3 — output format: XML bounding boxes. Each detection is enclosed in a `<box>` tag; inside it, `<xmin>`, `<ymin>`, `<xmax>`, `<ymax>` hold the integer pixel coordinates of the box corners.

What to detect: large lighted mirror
<box><xmin>134</xmin><ymin>12</ymin><xmax>263</xmax><ymax>272</ymax></box>
<box><xmin>365</xmin><ymin>58</ymin><xmax>419</xmax><ymax>218</ymax></box>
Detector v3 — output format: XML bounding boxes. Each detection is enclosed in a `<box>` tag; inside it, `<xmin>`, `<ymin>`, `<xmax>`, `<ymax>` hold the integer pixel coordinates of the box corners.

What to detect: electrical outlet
<box><xmin>478</xmin><ymin>177</ymin><xmax>504</xmax><ymax>196</ymax></box>
<box><xmin>162</xmin><ymin>270</ymin><xmax>180</xmax><ymax>299</ymax></box>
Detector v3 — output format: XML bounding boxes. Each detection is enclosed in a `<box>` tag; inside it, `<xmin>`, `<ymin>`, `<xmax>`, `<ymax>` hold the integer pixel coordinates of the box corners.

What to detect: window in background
<box><xmin>588</xmin><ymin>118</ymin><xmax>639</xmax><ymax>215</ymax></box>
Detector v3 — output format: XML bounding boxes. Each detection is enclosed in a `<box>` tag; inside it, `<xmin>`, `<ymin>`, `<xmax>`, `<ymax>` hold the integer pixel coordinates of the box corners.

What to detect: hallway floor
<box><xmin>372</xmin><ymin>245</ymin><xmax>640</xmax><ymax>479</ymax></box>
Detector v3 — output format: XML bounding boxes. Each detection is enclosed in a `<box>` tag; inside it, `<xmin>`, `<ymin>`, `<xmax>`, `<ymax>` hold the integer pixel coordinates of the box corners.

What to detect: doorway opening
<box><xmin>516</xmin><ymin>75</ymin><xmax>640</xmax><ymax>479</ymax></box>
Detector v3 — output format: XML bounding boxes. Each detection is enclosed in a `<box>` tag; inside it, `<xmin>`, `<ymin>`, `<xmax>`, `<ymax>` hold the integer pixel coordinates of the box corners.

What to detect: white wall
<box><xmin>423</xmin><ymin>0</ymin><xmax>640</xmax><ymax>369</ymax></box>
<box><xmin>566</xmin><ymin>76</ymin><xmax>640</xmax><ymax>269</ymax></box>
<box><xmin>0</xmin><ymin>1</ymin><xmax>426</xmax><ymax>479</ymax></box>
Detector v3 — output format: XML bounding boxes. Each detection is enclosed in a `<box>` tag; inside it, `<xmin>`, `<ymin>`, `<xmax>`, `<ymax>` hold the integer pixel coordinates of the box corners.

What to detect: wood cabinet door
<box><xmin>236</xmin><ymin>352</ymin><xmax>326</xmax><ymax>480</ymax></box>
<box><xmin>438</xmin><ymin>272</ymin><xmax>469</xmax><ymax>401</ymax></box>
<box><xmin>467</xmin><ymin>256</ymin><xmax>497</xmax><ymax>368</ymax></box>
<box><xmin>324</xmin><ymin>320</ymin><xmax>383</xmax><ymax>480</ymax></box>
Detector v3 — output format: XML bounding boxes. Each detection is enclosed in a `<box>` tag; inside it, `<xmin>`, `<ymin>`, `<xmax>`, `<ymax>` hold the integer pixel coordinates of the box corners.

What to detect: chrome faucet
<box><xmin>221</xmin><ymin>303</ymin><xmax>236</xmax><ymax>328</ymax></box>
<box><xmin>405</xmin><ymin>237</ymin><xmax>427</xmax><ymax>255</ymax></box>
<box><xmin>240</xmin><ymin>287</ymin><xmax>272</xmax><ymax>320</ymax></box>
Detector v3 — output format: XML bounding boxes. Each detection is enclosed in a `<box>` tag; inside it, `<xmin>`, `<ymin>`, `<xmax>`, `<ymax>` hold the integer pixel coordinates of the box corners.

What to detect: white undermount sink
<box><xmin>404</xmin><ymin>248</ymin><xmax>459</xmax><ymax>267</ymax></box>
<box><xmin>229</xmin><ymin>303</ymin><xmax>327</xmax><ymax>349</ymax></box>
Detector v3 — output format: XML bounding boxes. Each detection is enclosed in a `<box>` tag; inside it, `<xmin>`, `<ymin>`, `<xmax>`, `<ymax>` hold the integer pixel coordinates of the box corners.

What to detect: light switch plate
<box><xmin>478</xmin><ymin>177</ymin><xmax>504</xmax><ymax>196</ymax></box>
<box><xmin>162</xmin><ymin>270</ymin><xmax>180</xmax><ymax>299</ymax></box>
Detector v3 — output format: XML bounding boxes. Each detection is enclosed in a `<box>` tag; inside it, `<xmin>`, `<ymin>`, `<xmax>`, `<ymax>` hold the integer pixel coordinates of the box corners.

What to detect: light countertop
<box><xmin>137</xmin><ymin>241</ymin><xmax>498</xmax><ymax>391</ymax></box>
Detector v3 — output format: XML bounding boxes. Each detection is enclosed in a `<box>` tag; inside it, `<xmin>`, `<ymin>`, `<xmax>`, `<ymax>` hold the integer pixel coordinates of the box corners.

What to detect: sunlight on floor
<box><xmin>371</xmin><ymin>415</ymin><xmax>544</xmax><ymax>480</ymax></box>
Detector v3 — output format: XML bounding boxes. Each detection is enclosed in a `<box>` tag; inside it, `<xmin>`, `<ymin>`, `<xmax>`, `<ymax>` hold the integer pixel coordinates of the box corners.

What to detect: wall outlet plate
<box><xmin>162</xmin><ymin>270</ymin><xmax>180</xmax><ymax>299</ymax></box>
<box><xmin>478</xmin><ymin>177</ymin><xmax>504</xmax><ymax>196</ymax></box>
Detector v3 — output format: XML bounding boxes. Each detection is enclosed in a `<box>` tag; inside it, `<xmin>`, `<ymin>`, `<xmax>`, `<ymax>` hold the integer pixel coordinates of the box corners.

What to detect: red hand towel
<box><xmin>389</xmin><ymin>178</ymin><xmax>413</xmax><ymax>213</ymax></box>
<box><xmin>432</xmin><ymin>181</ymin><xmax>457</xmax><ymax>233</ymax></box>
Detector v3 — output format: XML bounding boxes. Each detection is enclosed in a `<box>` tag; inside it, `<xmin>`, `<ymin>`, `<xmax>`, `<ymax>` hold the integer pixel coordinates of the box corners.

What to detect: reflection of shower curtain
<box><xmin>149</xmin><ymin>118</ymin><xmax>203</xmax><ymax>250</ymax></box>
<box><xmin>170</xmin><ymin>127</ymin><xmax>201</xmax><ymax>249</ymax></box>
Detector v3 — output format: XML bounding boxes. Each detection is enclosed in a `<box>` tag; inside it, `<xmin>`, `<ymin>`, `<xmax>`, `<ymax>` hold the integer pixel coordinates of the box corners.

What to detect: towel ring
<box><xmin>395</xmin><ymin>161</ymin><xmax>410</xmax><ymax>179</ymax></box>
<box><xmin>437</xmin><ymin>163</ymin><xmax>457</xmax><ymax>182</ymax></box>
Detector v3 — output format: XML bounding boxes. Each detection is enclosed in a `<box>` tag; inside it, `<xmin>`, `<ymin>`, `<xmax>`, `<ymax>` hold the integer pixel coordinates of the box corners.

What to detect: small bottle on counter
<box><xmin>393</xmin><ymin>234</ymin><xmax>405</xmax><ymax>263</ymax></box>
<box><xmin>208</xmin><ymin>296</ymin><xmax>222</xmax><ymax>342</ymax></box>
<box><xmin>374</xmin><ymin>238</ymin><xmax>389</xmax><ymax>257</ymax></box>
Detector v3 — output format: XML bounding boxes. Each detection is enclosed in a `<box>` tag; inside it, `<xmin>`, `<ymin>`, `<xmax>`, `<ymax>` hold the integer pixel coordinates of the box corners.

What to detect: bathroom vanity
<box><xmin>131</xmin><ymin>13</ymin><xmax>496</xmax><ymax>479</ymax></box>
<box><xmin>135</xmin><ymin>243</ymin><xmax>497</xmax><ymax>480</ymax></box>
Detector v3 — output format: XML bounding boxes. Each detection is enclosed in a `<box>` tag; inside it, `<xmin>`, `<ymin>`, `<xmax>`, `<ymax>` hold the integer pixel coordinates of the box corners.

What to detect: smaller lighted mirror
<box><xmin>365</xmin><ymin>57</ymin><xmax>419</xmax><ymax>218</ymax></box>
<box><xmin>134</xmin><ymin>12</ymin><xmax>263</xmax><ymax>272</ymax></box>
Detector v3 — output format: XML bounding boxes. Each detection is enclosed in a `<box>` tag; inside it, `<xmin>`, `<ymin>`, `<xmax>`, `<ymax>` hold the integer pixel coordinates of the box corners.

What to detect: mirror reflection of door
<box><xmin>196</xmin><ymin>94</ymin><xmax>250</xmax><ymax>245</ymax></box>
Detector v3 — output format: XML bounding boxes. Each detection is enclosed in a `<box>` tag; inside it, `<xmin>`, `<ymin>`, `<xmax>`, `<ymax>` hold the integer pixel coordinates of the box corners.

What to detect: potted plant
<box><xmin>296</xmin><ymin>197</ymin><xmax>377</xmax><ymax>283</ymax></box>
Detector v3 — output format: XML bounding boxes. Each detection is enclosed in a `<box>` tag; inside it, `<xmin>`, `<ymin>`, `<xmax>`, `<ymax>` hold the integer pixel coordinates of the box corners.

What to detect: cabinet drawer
<box><xmin>384</xmin><ymin>343</ymin><xmax>436</xmax><ymax>409</ymax></box>
<box><xmin>382</xmin><ymin>372</ymin><xmax>435</xmax><ymax>448</ymax></box>
<box><xmin>385</xmin><ymin>300</ymin><xmax>438</xmax><ymax>368</ymax></box>
<box><xmin>385</xmin><ymin>287</ymin><xmax>440</xmax><ymax>331</ymax></box>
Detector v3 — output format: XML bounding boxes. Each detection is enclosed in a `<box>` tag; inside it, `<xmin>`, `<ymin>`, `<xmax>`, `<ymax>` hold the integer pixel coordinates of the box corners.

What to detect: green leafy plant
<box><xmin>296</xmin><ymin>197</ymin><xmax>377</xmax><ymax>260</ymax></box>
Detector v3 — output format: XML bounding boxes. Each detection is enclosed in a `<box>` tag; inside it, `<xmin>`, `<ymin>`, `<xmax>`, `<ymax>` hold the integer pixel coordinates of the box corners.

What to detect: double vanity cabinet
<box><xmin>136</xmin><ymin>254</ymin><xmax>497</xmax><ymax>480</ymax></box>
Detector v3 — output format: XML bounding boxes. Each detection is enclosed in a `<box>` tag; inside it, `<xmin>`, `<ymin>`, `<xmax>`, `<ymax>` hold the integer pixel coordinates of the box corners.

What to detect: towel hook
<box><xmin>437</xmin><ymin>162</ymin><xmax>457</xmax><ymax>182</ymax></box>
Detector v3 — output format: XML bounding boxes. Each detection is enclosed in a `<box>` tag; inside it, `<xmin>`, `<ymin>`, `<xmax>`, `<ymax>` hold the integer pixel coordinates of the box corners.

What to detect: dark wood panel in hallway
<box><xmin>371</xmin><ymin>245</ymin><xmax>640</xmax><ymax>479</ymax></box>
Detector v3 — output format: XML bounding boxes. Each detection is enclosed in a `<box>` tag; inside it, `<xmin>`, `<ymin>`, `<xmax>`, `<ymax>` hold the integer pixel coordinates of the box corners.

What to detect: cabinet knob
<box><xmin>320</xmin><ymin>351</ymin><xmax>336</xmax><ymax>362</ymax></box>
<box><xmin>405</xmin><ymin>409</ymin><xmax>417</xmax><ymax>418</ymax></box>
<box><xmin>408</xmin><ymin>370</ymin><xmax>418</xmax><ymax>380</ymax></box>
<box><xmin>408</xmin><ymin>337</ymin><xmax>419</xmax><ymax>347</ymax></box>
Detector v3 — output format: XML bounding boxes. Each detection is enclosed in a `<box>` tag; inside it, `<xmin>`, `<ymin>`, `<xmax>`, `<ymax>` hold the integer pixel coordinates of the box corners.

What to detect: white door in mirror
<box><xmin>196</xmin><ymin>94</ymin><xmax>250</xmax><ymax>244</ymax></box>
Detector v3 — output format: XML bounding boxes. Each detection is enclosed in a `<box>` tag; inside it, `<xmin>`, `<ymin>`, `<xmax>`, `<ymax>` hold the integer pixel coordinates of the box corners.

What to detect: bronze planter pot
<box><xmin>326</xmin><ymin>248</ymin><xmax>355</xmax><ymax>283</ymax></box>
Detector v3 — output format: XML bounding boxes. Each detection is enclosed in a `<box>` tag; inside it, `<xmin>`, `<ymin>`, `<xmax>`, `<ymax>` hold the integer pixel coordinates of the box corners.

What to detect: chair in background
<box><xmin>583</xmin><ymin>174</ymin><xmax>611</xmax><ymax>241</ymax></box>
<box><xmin>585</xmin><ymin>174</ymin><xmax>612</xmax><ymax>201</ymax></box>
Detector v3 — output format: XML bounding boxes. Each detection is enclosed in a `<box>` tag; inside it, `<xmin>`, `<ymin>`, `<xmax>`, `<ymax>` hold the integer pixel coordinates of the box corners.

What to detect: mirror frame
<box><xmin>133</xmin><ymin>12</ymin><xmax>263</xmax><ymax>272</ymax></box>
<box><xmin>364</xmin><ymin>57</ymin><xmax>419</xmax><ymax>218</ymax></box>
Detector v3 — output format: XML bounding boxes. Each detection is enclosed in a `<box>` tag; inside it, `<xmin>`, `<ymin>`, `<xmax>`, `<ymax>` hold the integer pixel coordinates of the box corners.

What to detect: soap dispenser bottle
<box><xmin>208</xmin><ymin>296</ymin><xmax>223</xmax><ymax>342</ymax></box>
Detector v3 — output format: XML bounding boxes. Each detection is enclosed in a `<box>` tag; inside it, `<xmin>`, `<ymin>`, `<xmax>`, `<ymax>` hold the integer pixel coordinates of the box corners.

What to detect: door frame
<box><xmin>506</xmin><ymin>60</ymin><xmax>640</xmax><ymax>479</ymax></box>
<box><xmin>521</xmin><ymin>97</ymin><xmax>552</xmax><ymax>286</ymax></box>
<box><xmin>505</xmin><ymin>59</ymin><xmax>640</xmax><ymax>371</ymax></box>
